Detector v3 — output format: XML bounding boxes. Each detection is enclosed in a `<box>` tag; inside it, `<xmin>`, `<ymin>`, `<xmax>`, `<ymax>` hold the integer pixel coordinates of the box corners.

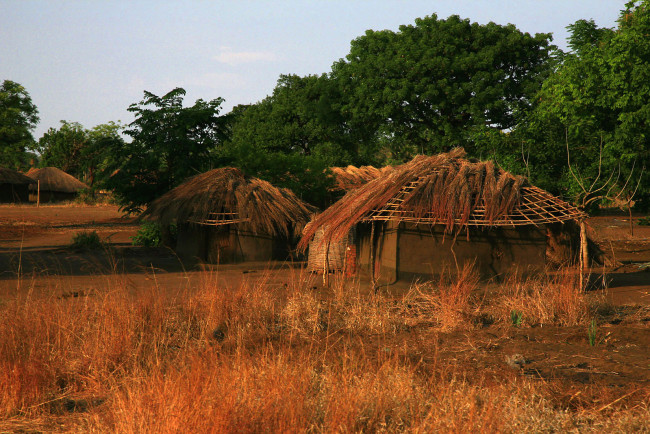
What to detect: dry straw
<box><xmin>299</xmin><ymin>148</ymin><xmax>587</xmax><ymax>251</ymax></box>
<box><xmin>0</xmin><ymin>167</ymin><xmax>37</xmax><ymax>185</ymax></box>
<box><xmin>26</xmin><ymin>167</ymin><xmax>87</xmax><ymax>193</ymax></box>
<box><xmin>141</xmin><ymin>167</ymin><xmax>317</xmax><ymax>236</ymax></box>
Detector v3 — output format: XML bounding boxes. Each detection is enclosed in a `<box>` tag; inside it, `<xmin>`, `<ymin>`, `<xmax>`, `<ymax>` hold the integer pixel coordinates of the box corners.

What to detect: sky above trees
<box><xmin>2</xmin><ymin>0</ymin><xmax>620</xmax><ymax>139</ymax></box>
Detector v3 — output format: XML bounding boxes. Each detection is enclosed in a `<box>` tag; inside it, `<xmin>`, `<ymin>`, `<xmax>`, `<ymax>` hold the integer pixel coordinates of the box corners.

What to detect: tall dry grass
<box><xmin>0</xmin><ymin>266</ymin><xmax>646</xmax><ymax>432</ymax></box>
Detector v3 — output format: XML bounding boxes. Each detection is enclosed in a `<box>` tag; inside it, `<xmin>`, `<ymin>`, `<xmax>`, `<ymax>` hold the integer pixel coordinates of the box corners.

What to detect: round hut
<box><xmin>0</xmin><ymin>167</ymin><xmax>37</xmax><ymax>203</ymax></box>
<box><xmin>299</xmin><ymin>149</ymin><xmax>588</xmax><ymax>284</ymax></box>
<box><xmin>141</xmin><ymin>167</ymin><xmax>316</xmax><ymax>264</ymax></box>
<box><xmin>26</xmin><ymin>167</ymin><xmax>88</xmax><ymax>202</ymax></box>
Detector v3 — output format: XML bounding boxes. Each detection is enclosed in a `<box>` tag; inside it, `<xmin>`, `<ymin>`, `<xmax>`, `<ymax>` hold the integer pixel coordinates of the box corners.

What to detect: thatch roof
<box><xmin>26</xmin><ymin>167</ymin><xmax>88</xmax><ymax>193</ymax></box>
<box><xmin>0</xmin><ymin>167</ymin><xmax>36</xmax><ymax>185</ymax></box>
<box><xmin>141</xmin><ymin>167</ymin><xmax>317</xmax><ymax>237</ymax></box>
<box><xmin>299</xmin><ymin>148</ymin><xmax>587</xmax><ymax>250</ymax></box>
<box><xmin>329</xmin><ymin>165</ymin><xmax>393</xmax><ymax>191</ymax></box>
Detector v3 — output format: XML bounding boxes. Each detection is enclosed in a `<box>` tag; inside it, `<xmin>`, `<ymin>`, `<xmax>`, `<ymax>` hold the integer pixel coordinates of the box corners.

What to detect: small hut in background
<box><xmin>141</xmin><ymin>167</ymin><xmax>316</xmax><ymax>264</ymax></box>
<box><xmin>300</xmin><ymin>149</ymin><xmax>588</xmax><ymax>284</ymax></box>
<box><xmin>26</xmin><ymin>167</ymin><xmax>88</xmax><ymax>203</ymax></box>
<box><xmin>0</xmin><ymin>167</ymin><xmax>36</xmax><ymax>203</ymax></box>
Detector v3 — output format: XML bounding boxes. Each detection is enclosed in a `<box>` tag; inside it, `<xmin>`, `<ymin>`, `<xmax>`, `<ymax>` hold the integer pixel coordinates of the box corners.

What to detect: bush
<box><xmin>638</xmin><ymin>216</ymin><xmax>650</xmax><ymax>226</ymax></box>
<box><xmin>131</xmin><ymin>222</ymin><xmax>175</xmax><ymax>247</ymax></box>
<box><xmin>70</xmin><ymin>231</ymin><xmax>103</xmax><ymax>249</ymax></box>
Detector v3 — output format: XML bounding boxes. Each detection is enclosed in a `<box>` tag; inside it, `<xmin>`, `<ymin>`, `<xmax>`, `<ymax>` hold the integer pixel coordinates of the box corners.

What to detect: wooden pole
<box><xmin>629</xmin><ymin>206</ymin><xmax>634</xmax><ymax>237</ymax></box>
<box><xmin>37</xmin><ymin>180</ymin><xmax>40</xmax><ymax>207</ymax></box>
<box><xmin>579</xmin><ymin>220</ymin><xmax>588</xmax><ymax>290</ymax></box>
<box><xmin>370</xmin><ymin>221</ymin><xmax>376</xmax><ymax>292</ymax></box>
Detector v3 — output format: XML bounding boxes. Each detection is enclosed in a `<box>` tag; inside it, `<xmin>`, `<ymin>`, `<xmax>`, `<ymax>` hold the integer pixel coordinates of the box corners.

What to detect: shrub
<box><xmin>638</xmin><ymin>216</ymin><xmax>650</xmax><ymax>226</ymax></box>
<box><xmin>70</xmin><ymin>230</ymin><xmax>103</xmax><ymax>249</ymax></box>
<box><xmin>131</xmin><ymin>222</ymin><xmax>176</xmax><ymax>247</ymax></box>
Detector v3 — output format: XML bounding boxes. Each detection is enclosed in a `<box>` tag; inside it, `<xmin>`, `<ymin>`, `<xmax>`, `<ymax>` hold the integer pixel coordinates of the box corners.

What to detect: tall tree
<box><xmin>517</xmin><ymin>1</ymin><xmax>650</xmax><ymax>207</ymax></box>
<box><xmin>107</xmin><ymin>88</ymin><xmax>229</xmax><ymax>213</ymax></box>
<box><xmin>0</xmin><ymin>80</ymin><xmax>39</xmax><ymax>170</ymax></box>
<box><xmin>38</xmin><ymin>121</ymin><xmax>88</xmax><ymax>177</ymax></box>
<box><xmin>331</xmin><ymin>14</ymin><xmax>555</xmax><ymax>162</ymax></box>
<box><xmin>229</xmin><ymin>74</ymin><xmax>356</xmax><ymax>165</ymax></box>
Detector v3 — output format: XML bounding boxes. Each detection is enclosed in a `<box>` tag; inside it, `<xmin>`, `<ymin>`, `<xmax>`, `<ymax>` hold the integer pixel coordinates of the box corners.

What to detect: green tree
<box><xmin>229</xmin><ymin>74</ymin><xmax>357</xmax><ymax>165</ymax></box>
<box><xmin>38</xmin><ymin>121</ymin><xmax>88</xmax><ymax>177</ymax></box>
<box><xmin>518</xmin><ymin>2</ymin><xmax>650</xmax><ymax>207</ymax></box>
<box><xmin>331</xmin><ymin>14</ymin><xmax>555</xmax><ymax>162</ymax></box>
<box><xmin>0</xmin><ymin>80</ymin><xmax>39</xmax><ymax>170</ymax></box>
<box><xmin>107</xmin><ymin>88</ymin><xmax>229</xmax><ymax>213</ymax></box>
<box><xmin>226</xmin><ymin>75</ymin><xmax>353</xmax><ymax>207</ymax></box>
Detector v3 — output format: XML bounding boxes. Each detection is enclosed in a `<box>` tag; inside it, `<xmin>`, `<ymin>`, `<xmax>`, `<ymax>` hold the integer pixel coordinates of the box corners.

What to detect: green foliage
<box><xmin>330</xmin><ymin>14</ymin><xmax>555</xmax><ymax>161</ymax></box>
<box><xmin>106</xmin><ymin>88</ymin><xmax>229</xmax><ymax>213</ymax></box>
<box><xmin>0</xmin><ymin>80</ymin><xmax>39</xmax><ymax>170</ymax></box>
<box><xmin>587</xmin><ymin>318</ymin><xmax>598</xmax><ymax>347</ymax></box>
<box><xmin>517</xmin><ymin>1</ymin><xmax>650</xmax><ymax>206</ymax></box>
<box><xmin>638</xmin><ymin>216</ymin><xmax>650</xmax><ymax>226</ymax></box>
<box><xmin>37</xmin><ymin>121</ymin><xmax>125</xmax><ymax>192</ymax></box>
<box><xmin>70</xmin><ymin>231</ymin><xmax>103</xmax><ymax>250</ymax></box>
<box><xmin>38</xmin><ymin>121</ymin><xmax>88</xmax><ymax>177</ymax></box>
<box><xmin>510</xmin><ymin>310</ymin><xmax>523</xmax><ymax>327</ymax></box>
<box><xmin>131</xmin><ymin>222</ymin><xmax>176</xmax><ymax>247</ymax></box>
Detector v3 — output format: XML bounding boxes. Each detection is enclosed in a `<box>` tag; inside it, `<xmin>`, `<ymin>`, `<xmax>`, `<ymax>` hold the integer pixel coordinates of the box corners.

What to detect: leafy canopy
<box><xmin>516</xmin><ymin>1</ymin><xmax>650</xmax><ymax>207</ymax></box>
<box><xmin>330</xmin><ymin>14</ymin><xmax>555</xmax><ymax>161</ymax></box>
<box><xmin>0</xmin><ymin>80</ymin><xmax>39</xmax><ymax>170</ymax></box>
<box><xmin>107</xmin><ymin>88</ymin><xmax>229</xmax><ymax>213</ymax></box>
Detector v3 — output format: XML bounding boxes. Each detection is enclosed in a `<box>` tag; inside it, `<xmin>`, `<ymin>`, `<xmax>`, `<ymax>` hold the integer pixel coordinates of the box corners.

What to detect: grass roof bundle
<box><xmin>26</xmin><ymin>167</ymin><xmax>87</xmax><ymax>193</ymax></box>
<box><xmin>141</xmin><ymin>167</ymin><xmax>317</xmax><ymax>237</ymax></box>
<box><xmin>329</xmin><ymin>165</ymin><xmax>393</xmax><ymax>191</ymax></box>
<box><xmin>299</xmin><ymin>148</ymin><xmax>587</xmax><ymax>250</ymax></box>
<box><xmin>0</xmin><ymin>167</ymin><xmax>36</xmax><ymax>185</ymax></box>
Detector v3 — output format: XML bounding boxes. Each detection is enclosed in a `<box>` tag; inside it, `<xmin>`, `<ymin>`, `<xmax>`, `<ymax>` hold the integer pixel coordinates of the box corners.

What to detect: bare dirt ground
<box><xmin>0</xmin><ymin>204</ymin><xmax>648</xmax><ymax>410</ymax></box>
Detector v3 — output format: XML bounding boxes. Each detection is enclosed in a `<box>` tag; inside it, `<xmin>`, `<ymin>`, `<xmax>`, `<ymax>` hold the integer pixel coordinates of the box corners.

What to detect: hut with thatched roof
<box><xmin>26</xmin><ymin>167</ymin><xmax>88</xmax><ymax>202</ymax></box>
<box><xmin>0</xmin><ymin>167</ymin><xmax>36</xmax><ymax>203</ymax></box>
<box><xmin>141</xmin><ymin>167</ymin><xmax>316</xmax><ymax>264</ymax></box>
<box><xmin>299</xmin><ymin>149</ymin><xmax>588</xmax><ymax>284</ymax></box>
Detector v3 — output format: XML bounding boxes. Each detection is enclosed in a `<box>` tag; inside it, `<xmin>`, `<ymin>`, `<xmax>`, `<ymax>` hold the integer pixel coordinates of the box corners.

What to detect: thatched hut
<box><xmin>141</xmin><ymin>167</ymin><xmax>316</xmax><ymax>264</ymax></box>
<box><xmin>0</xmin><ymin>167</ymin><xmax>36</xmax><ymax>203</ymax></box>
<box><xmin>299</xmin><ymin>149</ymin><xmax>587</xmax><ymax>284</ymax></box>
<box><xmin>26</xmin><ymin>167</ymin><xmax>88</xmax><ymax>202</ymax></box>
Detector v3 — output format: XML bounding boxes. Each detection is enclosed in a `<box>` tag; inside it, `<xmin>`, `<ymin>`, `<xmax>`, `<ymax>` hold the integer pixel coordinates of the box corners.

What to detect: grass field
<box><xmin>0</xmin><ymin>205</ymin><xmax>648</xmax><ymax>432</ymax></box>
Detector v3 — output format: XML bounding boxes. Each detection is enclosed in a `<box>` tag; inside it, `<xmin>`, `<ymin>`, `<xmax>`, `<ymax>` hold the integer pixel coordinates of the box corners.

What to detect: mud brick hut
<box><xmin>0</xmin><ymin>167</ymin><xmax>36</xmax><ymax>203</ymax></box>
<box><xmin>141</xmin><ymin>167</ymin><xmax>316</xmax><ymax>264</ymax></box>
<box><xmin>299</xmin><ymin>149</ymin><xmax>588</xmax><ymax>285</ymax></box>
<box><xmin>26</xmin><ymin>167</ymin><xmax>88</xmax><ymax>203</ymax></box>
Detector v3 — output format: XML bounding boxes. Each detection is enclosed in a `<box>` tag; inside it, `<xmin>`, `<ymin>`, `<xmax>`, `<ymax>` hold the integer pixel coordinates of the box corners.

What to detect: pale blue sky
<box><xmin>1</xmin><ymin>1</ymin><xmax>623</xmax><ymax>139</ymax></box>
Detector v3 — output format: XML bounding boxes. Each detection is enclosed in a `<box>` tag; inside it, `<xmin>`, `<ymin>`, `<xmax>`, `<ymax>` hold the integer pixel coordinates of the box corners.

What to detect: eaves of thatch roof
<box><xmin>141</xmin><ymin>167</ymin><xmax>317</xmax><ymax>237</ymax></box>
<box><xmin>299</xmin><ymin>148</ymin><xmax>587</xmax><ymax>251</ymax></box>
<box><xmin>0</xmin><ymin>167</ymin><xmax>37</xmax><ymax>185</ymax></box>
<box><xmin>26</xmin><ymin>167</ymin><xmax>87</xmax><ymax>193</ymax></box>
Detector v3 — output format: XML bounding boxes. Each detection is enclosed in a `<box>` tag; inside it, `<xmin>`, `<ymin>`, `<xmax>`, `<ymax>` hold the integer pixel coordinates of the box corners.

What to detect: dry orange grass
<box><xmin>0</xmin><ymin>267</ymin><xmax>647</xmax><ymax>432</ymax></box>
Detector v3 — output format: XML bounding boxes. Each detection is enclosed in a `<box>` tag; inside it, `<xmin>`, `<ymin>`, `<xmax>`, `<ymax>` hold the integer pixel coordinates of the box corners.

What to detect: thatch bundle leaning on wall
<box><xmin>299</xmin><ymin>149</ymin><xmax>588</xmax><ymax>284</ymax></box>
<box><xmin>141</xmin><ymin>167</ymin><xmax>317</xmax><ymax>264</ymax></box>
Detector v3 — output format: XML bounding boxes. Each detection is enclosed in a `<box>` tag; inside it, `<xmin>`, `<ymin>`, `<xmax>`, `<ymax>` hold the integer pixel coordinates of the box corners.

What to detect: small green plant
<box><xmin>131</xmin><ymin>222</ymin><xmax>176</xmax><ymax>247</ymax></box>
<box><xmin>587</xmin><ymin>318</ymin><xmax>598</xmax><ymax>346</ymax></box>
<box><xmin>510</xmin><ymin>310</ymin><xmax>523</xmax><ymax>327</ymax></box>
<box><xmin>71</xmin><ymin>231</ymin><xmax>104</xmax><ymax>249</ymax></box>
<box><xmin>638</xmin><ymin>216</ymin><xmax>650</xmax><ymax>226</ymax></box>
